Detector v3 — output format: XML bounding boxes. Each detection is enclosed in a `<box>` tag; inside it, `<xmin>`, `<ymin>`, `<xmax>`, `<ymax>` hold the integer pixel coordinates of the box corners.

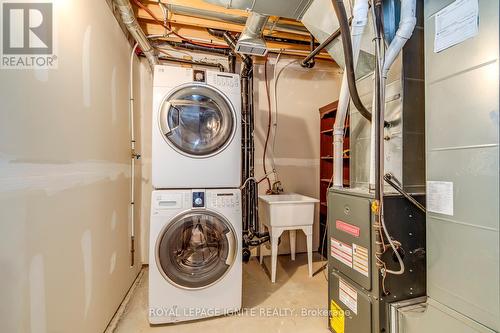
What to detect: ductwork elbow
<box><xmin>115</xmin><ymin>0</ymin><xmax>159</xmax><ymax>69</ymax></box>
<box><xmin>236</xmin><ymin>12</ymin><xmax>269</xmax><ymax>56</ymax></box>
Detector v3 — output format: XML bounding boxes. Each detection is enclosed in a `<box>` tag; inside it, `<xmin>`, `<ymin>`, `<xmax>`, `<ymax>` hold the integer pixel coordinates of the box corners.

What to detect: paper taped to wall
<box><xmin>434</xmin><ymin>0</ymin><xmax>479</xmax><ymax>53</ymax></box>
<box><xmin>427</xmin><ymin>181</ymin><xmax>454</xmax><ymax>215</ymax></box>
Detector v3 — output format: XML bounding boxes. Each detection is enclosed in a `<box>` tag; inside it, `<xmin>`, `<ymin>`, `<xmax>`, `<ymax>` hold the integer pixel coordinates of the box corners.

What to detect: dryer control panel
<box><xmin>211</xmin><ymin>193</ymin><xmax>240</xmax><ymax>208</ymax></box>
<box><xmin>206</xmin><ymin>72</ymin><xmax>240</xmax><ymax>90</ymax></box>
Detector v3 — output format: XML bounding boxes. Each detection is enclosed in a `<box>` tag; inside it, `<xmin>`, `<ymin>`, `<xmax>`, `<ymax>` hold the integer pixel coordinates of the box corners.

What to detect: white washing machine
<box><xmin>149</xmin><ymin>189</ymin><xmax>242</xmax><ymax>324</ymax></box>
<box><xmin>152</xmin><ymin>65</ymin><xmax>241</xmax><ymax>189</ymax></box>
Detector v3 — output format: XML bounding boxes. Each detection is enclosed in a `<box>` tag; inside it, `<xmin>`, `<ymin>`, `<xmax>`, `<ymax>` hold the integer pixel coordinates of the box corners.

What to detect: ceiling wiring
<box><xmin>131</xmin><ymin>0</ymin><xmax>230</xmax><ymax>49</ymax></box>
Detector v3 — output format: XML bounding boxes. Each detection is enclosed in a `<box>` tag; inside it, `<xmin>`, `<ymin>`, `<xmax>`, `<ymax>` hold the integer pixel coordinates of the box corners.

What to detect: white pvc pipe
<box><xmin>332</xmin><ymin>0</ymin><xmax>369</xmax><ymax>187</ymax></box>
<box><xmin>383</xmin><ymin>0</ymin><xmax>417</xmax><ymax>78</ymax></box>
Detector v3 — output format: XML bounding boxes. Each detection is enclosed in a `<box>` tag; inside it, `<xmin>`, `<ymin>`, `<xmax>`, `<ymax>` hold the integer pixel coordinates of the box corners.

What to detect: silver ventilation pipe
<box><xmin>169</xmin><ymin>4</ymin><xmax>309</xmax><ymax>35</ymax></box>
<box><xmin>236</xmin><ymin>12</ymin><xmax>269</xmax><ymax>56</ymax></box>
<box><xmin>115</xmin><ymin>0</ymin><xmax>159</xmax><ymax>69</ymax></box>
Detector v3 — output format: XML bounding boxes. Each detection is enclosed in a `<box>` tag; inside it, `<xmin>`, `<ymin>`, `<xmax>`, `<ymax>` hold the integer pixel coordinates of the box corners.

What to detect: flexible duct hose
<box><xmin>331</xmin><ymin>0</ymin><xmax>372</xmax><ymax>122</ymax></box>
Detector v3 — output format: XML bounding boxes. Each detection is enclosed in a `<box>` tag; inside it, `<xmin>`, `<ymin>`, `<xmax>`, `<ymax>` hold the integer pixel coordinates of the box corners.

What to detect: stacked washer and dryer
<box><xmin>149</xmin><ymin>65</ymin><xmax>243</xmax><ymax>324</ymax></box>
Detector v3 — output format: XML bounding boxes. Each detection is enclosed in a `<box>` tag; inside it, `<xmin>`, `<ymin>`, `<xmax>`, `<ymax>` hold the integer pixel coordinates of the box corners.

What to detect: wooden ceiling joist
<box><xmin>134</xmin><ymin>0</ymin><xmax>335</xmax><ymax>61</ymax></box>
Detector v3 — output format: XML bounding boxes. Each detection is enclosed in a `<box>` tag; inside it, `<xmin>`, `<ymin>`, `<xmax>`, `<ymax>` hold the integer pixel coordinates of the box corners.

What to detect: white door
<box><xmin>158</xmin><ymin>83</ymin><xmax>236</xmax><ymax>158</ymax></box>
<box><xmin>156</xmin><ymin>211</ymin><xmax>237</xmax><ymax>289</ymax></box>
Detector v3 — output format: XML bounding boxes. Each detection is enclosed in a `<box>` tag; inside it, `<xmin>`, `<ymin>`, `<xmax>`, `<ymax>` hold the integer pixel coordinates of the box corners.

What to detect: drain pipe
<box><xmin>209</xmin><ymin>28</ymin><xmax>268</xmax><ymax>260</ymax></box>
<box><xmin>332</xmin><ymin>0</ymin><xmax>369</xmax><ymax>187</ymax></box>
<box><xmin>115</xmin><ymin>0</ymin><xmax>158</xmax><ymax>69</ymax></box>
<box><xmin>382</xmin><ymin>0</ymin><xmax>417</xmax><ymax>79</ymax></box>
<box><xmin>228</xmin><ymin>51</ymin><xmax>237</xmax><ymax>73</ymax></box>
<box><xmin>207</xmin><ymin>28</ymin><xmax>253</xmax><ymax>68</ymax></box>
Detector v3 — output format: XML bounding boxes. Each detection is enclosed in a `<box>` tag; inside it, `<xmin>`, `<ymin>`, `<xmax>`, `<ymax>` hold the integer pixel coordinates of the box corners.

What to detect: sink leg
<box><xmin>259</xmin><ymin>226</ymin><xmax>265</xmax><ymax>265</ymax></box>
<box><xmin>289</xmin><ymin>230</ymin><xmax>296</xmax><ymax>261</ymax></box>
<box><xmin>271</xmin><ymin>228</ymin><xmax>283</xmax><ymax>283</ymax></box>
<box><xmin>304</xmin><ymin>226</ymin><xmax>313</xmax><ymax>277</ymax></box>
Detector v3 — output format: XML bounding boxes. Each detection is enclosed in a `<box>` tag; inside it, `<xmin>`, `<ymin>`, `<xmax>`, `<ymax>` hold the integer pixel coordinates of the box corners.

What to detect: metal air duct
<box><xmin>115</xmin><ymin>0</ymin><xmax>158</xmax><ymax>68</ymax></box>
<box><xmin>236</xmin><ymin>12</ymin><xmax>269</xmax><ymax>56</ymax></box>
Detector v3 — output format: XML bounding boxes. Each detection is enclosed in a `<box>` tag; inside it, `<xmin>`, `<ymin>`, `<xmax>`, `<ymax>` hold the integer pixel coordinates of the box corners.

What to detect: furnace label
<box><xmin>434</xmin><ymin>0</ymin><xmax>479</xmax><ymax>53</ymax></box>
<box><xmin>339</xmin><ymin>279</ymin><xmax>358</xmax><ymax>315</ymax></box>
<box><xmin>352</xmin><ymin>243</ymin><xmax>369</xmax><ymax>277</ymax></box>
<box><xmin>336</xmin><ymin>220</ymin><xmax>360</xmax><ymax>237</ymax></box>
<box><xmin>331</xmin><ymin>238</ymin><xmax>352</xmax><ymax>268</ymax></box>
<box><xmin>427</xmin><ymin>181</ymin><xmax>454</xmax><ymax>215</ymax></box>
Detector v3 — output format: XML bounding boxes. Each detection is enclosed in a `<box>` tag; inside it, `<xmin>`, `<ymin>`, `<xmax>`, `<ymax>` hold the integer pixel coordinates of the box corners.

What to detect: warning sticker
<box><xmin>352</xmin><ymin>244</ymin><xmax>369</xmax><ymax>277</ymax></box>
<box><xmin>339</xmin><ymin>279</ymin><xmax>358</xmax><ymax>315</ymax></box>
<box><xmin>331</xmin><ymin>238</ymin><xmax>352</xmax><ymax>268</ymax></box>
<box><xmin>336</xmin><ymin>220</ymin><xmax>360</xmax><ymax>237</ymax></box>
<box><xmin>330</xmin><ymin>300</ymin><xmax>345</xmax><ymax>333</ymax></box>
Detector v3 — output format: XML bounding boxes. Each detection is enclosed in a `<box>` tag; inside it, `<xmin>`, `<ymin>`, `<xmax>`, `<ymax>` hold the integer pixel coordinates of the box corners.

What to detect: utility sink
<box><xmin>258</xmin><ymin>193</ymin><xmax>319</xmax><ymax>227</ymax></box>
<box><xmin>258</xmin><ymin>193</ymin><xmax>319</xmax><ymax>282</ymax></box>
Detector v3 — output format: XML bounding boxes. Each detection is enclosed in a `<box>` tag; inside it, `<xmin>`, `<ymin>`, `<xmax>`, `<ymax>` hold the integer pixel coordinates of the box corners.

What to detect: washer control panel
<box><xmin>211</xmin><ymin>193</ymin><xmax>239</xmax><ymax>208</ymax></box>
<box><xmin>192</xmin><ymin>191</ymin><xmax>205</xmax><ymax>208</ymax></box>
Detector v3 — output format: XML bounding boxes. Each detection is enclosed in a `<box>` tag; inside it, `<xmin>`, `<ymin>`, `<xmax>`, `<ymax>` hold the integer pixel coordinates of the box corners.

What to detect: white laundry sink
<box><xmin>258</xmin><ymin>193</ymin><xmax>319</xmax><ymax>227</ymax></box>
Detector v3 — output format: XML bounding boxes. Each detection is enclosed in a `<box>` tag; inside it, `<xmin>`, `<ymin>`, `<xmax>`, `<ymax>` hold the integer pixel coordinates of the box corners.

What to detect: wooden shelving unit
<box><xmin>318</xmin><ymin>100</ymin><xmax>350</xmax><ymax>258</ymax></box>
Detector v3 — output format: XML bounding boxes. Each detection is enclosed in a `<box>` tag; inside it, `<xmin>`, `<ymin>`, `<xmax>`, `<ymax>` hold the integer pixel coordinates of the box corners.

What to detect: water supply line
<box><xmin>331</xmin><ymin>0</ymin><xmax>369</xmax><ymax>187</ymax></box>
<box><xmin>128</xmin><ymin>43</ymin><xmax>141</xmax><ymax>266</ymax></box>
<box><xmin>115</xmin><ymin>0</ymin><xmax>159</xmax><ymax>69</ymax></box>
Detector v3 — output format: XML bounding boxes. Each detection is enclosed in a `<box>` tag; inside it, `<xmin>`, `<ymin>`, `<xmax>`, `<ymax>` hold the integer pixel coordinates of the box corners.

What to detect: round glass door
<box><xmin>156</xmin><ymin>211</ymin><xmax>237</xmax><ymax>290</ymax></box>
<box><xmin>158</xmin><ymin>84</ymin><xmax>236</xmax><ymax>157</ymax></box>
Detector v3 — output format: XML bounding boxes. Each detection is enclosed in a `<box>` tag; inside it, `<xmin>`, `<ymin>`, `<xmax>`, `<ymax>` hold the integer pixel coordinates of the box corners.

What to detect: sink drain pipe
<box><xmin>208</xmin><ymin>29</ymin><xmax>270</xmax><ymax>261</ymax></box>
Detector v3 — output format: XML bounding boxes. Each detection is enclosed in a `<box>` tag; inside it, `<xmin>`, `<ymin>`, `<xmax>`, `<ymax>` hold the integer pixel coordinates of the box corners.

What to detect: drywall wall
<box><xmin>253</xmin><ymin>56</ymin><xmax>343</xmax><ymax>255</ymax></box>
<box><xmin>0</xmin><ymin>1</ymin><xmax>145</xmax><ymax>332</ymax></box>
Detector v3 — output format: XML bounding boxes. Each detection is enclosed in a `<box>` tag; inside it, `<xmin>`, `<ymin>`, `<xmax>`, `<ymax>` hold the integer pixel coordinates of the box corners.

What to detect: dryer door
<box><xmin>158</xmin><ymin>83</ymin><xmax>236</xmax><ymax>158</ymax></box>
<box><xmin>156</xmin><ymin>210</ymin><xmax>237</xmax><ymax>290</ymax></box>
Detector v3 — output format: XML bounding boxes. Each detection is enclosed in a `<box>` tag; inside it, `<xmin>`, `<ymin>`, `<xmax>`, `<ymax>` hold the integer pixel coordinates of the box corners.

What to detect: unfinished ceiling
<box><xmin>130</xmin><ymin>0</ymin><xmax>334</xmax><ymax>60</ymax></box>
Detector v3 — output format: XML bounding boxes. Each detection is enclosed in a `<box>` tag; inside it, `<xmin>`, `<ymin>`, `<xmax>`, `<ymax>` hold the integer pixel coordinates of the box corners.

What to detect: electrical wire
<box><xmin>271</xmin><ymin>52</ymin><xmax>300</xmax><ymax>183</ymax></box>
<box><xmin>261</xmin><ymin>56</ymin><xmax>273</xmax><ymax>192</ymax></box>
<box><xmin>131</xmin><ymin>0</ymin><xmax>229</xmax><ymax>49</ymax></box>
<box><xmin>240</xmin><ymin>171</ymin><xmax>275</xmax><ymax>190</ymax></box>
<box><xmin>270</xmin><ymin>51</ymin><xmax>283</xmax><ymax>181</ymax></box>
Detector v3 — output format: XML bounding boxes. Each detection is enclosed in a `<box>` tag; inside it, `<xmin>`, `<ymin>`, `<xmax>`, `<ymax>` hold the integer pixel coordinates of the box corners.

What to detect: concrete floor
<box><xmin>114</xmin><ymin>253</ymin><xmax>330</xmax><ymax>333</ymax></box>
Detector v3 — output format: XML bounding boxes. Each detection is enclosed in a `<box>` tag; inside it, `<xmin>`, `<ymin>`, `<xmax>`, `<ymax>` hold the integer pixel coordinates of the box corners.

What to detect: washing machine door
<box><xmin>158</xmin><ymin>83</ymin><xmax>236</xmax><ymax>158</ymax></box>
<box><xmin>156</xmin><ymin>210</ymin><xmax>237</xmax><ymax>290</ymax></box>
